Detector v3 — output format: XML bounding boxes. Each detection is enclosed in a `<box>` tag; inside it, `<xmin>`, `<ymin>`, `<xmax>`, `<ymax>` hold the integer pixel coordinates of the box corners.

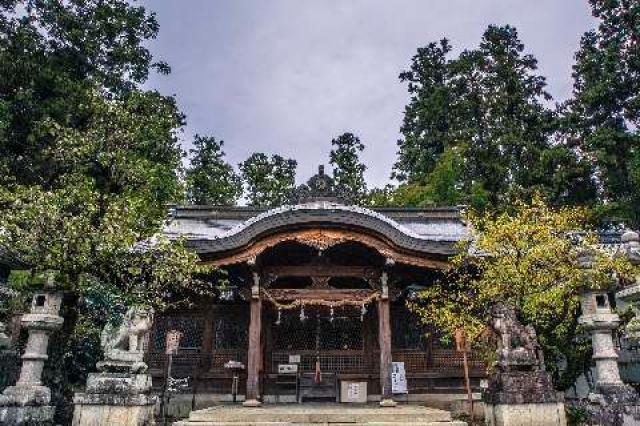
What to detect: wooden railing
<box><xmin>392</xmin><ymin>349</ymin><xmax>485</xmax><ymax>374</ymax></box>
<box><xmin>271</xmin><ymin>350</ymin><xmax>365</xmax><ymax>373</ymax></box>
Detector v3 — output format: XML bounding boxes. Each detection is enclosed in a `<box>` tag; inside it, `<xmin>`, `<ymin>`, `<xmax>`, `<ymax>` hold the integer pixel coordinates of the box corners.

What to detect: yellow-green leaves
<box><xmin>411</xmin><ymin>195</ymin><xmax>638</xmax><ymax>383</ymax></box>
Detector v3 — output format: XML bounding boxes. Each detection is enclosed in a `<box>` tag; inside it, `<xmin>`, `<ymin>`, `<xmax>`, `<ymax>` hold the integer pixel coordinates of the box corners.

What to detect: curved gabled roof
<box><xmin>170</xmin><ymin>200</ymin><xmax>466</xmax><ymax>258</ymax></box>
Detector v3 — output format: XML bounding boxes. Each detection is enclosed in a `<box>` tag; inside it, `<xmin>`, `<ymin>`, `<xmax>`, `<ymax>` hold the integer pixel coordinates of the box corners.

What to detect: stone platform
<box><xmin>174</xmin><ymin>403</ymin><xmax>466</xmax><ymax>425</ymax></box>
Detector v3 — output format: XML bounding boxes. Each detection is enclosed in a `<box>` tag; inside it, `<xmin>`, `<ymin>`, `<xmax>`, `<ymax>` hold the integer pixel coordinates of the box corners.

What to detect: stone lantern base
<box><xmin>0</xmin><ymin>404</ymin><xmax>55</xmax><ymax>426</ymax></box>
<box><xmin>483</xmin><ymin>371</ymin><xmax>566</xmax><ymax>426</ymax></box>
<box><xmin>585</xmin><ymin>383</ymin><xmax>640</xmax><ymax>426</ymax></box>
<box><xmin>72</xmin><ymin>372</ymin><xmax>157</xmax><ymax>426</ymax></box>
<box><xmin>0</xmin><ymin>385</ymin><xmax>55</xmax><ymax>425</ymax></box>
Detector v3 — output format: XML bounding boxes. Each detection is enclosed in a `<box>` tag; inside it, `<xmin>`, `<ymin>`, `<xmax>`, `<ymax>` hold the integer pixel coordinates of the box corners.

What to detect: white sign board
<box><xmin>340</xmin><ymin>381</ymin><xmax>367</xmax><ymax>403</ymax></box>
<box><xmin>289</xmin><ymin>354</ymin><xmax>301</xmax><ymax>364</ymax></box>
<box><xmin>278</xmin><ymin>364</ymin><xmax>298</xmax><ymax>374</ymax></box>
<box><xmin>391</xmin><ymin>362</ymin><xmax>408</xmax><ymax>394</ymax></box>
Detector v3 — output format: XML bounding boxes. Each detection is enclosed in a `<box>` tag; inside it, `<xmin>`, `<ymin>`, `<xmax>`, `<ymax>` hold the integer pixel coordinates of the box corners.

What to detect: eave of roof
<box><xmin>168</xmin><ymin>202</ymin><xmax>466</xmax><ymax>257</ymax></box>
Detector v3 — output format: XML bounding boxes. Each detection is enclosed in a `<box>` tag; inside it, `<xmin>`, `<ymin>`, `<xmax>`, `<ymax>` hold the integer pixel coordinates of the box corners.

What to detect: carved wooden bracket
<box><xmin>203</xmin><ymin>228</ymin><xmax>451</xmax><ymax>269</ymax></box>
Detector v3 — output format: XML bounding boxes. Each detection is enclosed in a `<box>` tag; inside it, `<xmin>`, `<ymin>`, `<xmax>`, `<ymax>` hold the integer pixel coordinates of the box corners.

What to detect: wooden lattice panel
<box><xmin>271</xmin><ymin>351</ymin><xmax>365</xmax><ymax>373</ymax></box>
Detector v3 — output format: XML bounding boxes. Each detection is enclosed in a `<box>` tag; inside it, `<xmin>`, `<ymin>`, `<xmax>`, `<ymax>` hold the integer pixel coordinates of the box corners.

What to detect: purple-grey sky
<box><xmin>141</xmin><ymin>0</ymin><xmax>595</xmax><ymax>188</ymax></box>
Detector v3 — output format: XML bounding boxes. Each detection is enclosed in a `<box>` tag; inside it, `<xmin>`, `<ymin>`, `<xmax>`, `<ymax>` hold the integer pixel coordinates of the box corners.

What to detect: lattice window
<box><xmin>271</xmin><ymin>306</ymin><xmax>363</xmax><ymax>351</ymax></box>
<box><xmin>391</xmin><ymin>305</ymin><xmax>428</xmax><ymax>350</ymax></box>
<box><xmin>153</xmin><ymin>314</ymin><xmax>205</xmax><ymax>351</ymax></box>
<box><xmin>213</xmin><ymin>316</ymin><xmax>248</xmax><ymax>350</ymax></box>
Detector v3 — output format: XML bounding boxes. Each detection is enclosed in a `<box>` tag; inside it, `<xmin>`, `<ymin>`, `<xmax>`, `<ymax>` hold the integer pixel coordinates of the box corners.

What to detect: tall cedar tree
<box><xmin>185</xmin><ymin>136</ymin><xmax>242</xmax><ymax>205</ymax></box>
<box><xmin>564</xmin><ymin>0</ymin><xmax>640</xmax><ymax>224</ymax></box>
<box><xmin>239</xmin><ymin>153</ymin><xmax>297</xmax><ymax>207</ymax></box>
<box><xmin>394</xmin><ymin>26</ymin><xmax>595</xmax><ymax>209</ymax></box>
<box><xmin>330</xmin><ymin>133</ymin><xmax>367</xmax><ymax>203</ymax></box>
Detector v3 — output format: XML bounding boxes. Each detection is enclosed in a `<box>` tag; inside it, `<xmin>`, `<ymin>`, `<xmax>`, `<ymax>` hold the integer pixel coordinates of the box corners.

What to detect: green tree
<box><xmin>329</xmin><ymin>132</ymin><xmax>367</xmax><ymax>203</ymax></box>
<box><xmin>564</xmin><ymin>0</ymin><xmax>640</xmax><ymax>223</ymax></box>
<box><xmin>239</xmin><ymin>153</ymin><xmax>297</xmax><ymax>207</ymax></box>
<box><xmin>410</xmin><ymin>196</ymin><xmax>636</xmax><ymax>389</ymax></box>
<box><xmin>393</xmin><ymin>39</ymin><xmax>452</xmax><ymax>184</ymax></box>
<box><xmin>0</xmin><ymin>1</ymin><xmax>212</xmax><ymax>421</ymax></box>
<box><xmin>395</xmin><ymin>26</ymin><xmax>595</xmax><ymax>210</ymax></box>
<box><xmin>0</xmin><ymin>0</ymin><xmax>172</xmax><ymax>187</ymax></box>
<box><xmin>185</xmin><ymin>135</ymin><xmax>242</xmax><ymax>205</ymax></box>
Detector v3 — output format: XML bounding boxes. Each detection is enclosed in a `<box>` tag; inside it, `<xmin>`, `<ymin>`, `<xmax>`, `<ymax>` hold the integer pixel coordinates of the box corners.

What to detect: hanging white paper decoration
<box><xmin>275</xmin><ymin>308</ymin><xmax>282</xmax><ymax>326</ymax></box>
<box><xmin>299</xmin><ymin>305</ymin><xmax>306</xmax><ymax>322</ymax></box>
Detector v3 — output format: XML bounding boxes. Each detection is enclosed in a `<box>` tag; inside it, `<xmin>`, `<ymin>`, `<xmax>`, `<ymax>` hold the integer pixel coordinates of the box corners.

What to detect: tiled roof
<box><xmin>164</xmin><ymin>201</ymin><xmax>467</xmax><ymax>255</ymax></box>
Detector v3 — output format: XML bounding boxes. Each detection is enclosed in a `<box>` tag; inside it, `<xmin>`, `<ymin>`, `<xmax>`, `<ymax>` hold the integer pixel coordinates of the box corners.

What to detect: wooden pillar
<box><xmin>244</xmin><ymin>271</ymin><xmax>262</xmax><ymax>406</ymax></box>
<box><xmin>378</xmin><ymin>269</ymin><xmax>396</xmax><ymax>407</ymax></box>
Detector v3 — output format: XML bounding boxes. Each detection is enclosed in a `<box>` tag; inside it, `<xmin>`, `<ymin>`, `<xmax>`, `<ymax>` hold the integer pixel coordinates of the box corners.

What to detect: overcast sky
<box><xmin>141</xmin><ymin>0</ymin><xmax>595</xmax><ymax>188</ymax></box>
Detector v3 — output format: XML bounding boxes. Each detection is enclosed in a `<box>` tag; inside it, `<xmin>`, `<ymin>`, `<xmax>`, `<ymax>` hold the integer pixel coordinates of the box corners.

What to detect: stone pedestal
<box><xmin>73</xmin><ymin>306</ymin><xmax>156</xmax><ymax>426</ymax></box>
<box><xmin>0</xmin><ymin>281</ymin><xmax>63</xmax><ymax>425</ymax></box>
<box><xmin>579</xmin><ymin>290</ymin><xmax>640</xmax><ymax>425</ymax></box>
<box><xmin>484</xmin><ymin>371</ymin><xmax>566</xmax><ymax>426</ymax></box>
<box><xmin>73</xmin><ymin>373</ymin><xmax>157</xmax><ymax>426</ymax></box>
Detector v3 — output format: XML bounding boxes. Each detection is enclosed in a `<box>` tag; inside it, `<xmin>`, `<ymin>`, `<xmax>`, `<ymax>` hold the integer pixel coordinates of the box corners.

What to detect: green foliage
<box><xmin>239</xmin><ymin>153</ymin><xmax>297</xmax><ymax>207</ymax></box>
<box><xmin>563</xmin><ymin>0</ymin><xmax>640</xmax><ymax>224</ymax></box>
<box><xmin>329</xmin><ymin>133</ymin><xmax>367</xmax><ymax>203</ymax></box>
<box><xmin>185</xmin><ymin>135</ymin><xmax>242</xmax><ymax>206</ymax></box>
<box><xmin>0</xmin><ymin>1</ymin><xmax>211</xmax><ymax>422</ymax></box>
<box><xmin>566</xmin><ymin>405</ymin><xmax>590</xmax><ymax>426</ymax></box>
<box><xmin>395</xmin><ymin>26</ymin><xmax>595</xmax><ymax>210</ymax></box>
<box><xmin>0</xmin><ymin>0</ymin><xmax>173</xmax><ymax>188</ymax></box>
<box><xmin>410</xmin><ymin>196</ymin><xmax>637</xmax><ymax>388</ymax></box>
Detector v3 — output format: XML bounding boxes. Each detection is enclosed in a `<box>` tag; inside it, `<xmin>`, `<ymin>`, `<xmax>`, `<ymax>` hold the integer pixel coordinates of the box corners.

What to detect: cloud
<box><xmin>142</xmin><ymin>0</ymin><xmax>594</xmax><ymax>188</ymax></box>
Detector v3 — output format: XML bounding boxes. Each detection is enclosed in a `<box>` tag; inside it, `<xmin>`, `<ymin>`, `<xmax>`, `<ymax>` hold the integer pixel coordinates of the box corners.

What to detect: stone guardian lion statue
<box><xmin>99</xmin><ymin>307</ymin><xmax>154</xmax><ymax>373</ymax></box>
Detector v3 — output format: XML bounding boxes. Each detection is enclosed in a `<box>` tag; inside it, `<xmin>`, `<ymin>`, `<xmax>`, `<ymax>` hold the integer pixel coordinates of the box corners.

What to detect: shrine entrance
<box><xmin>257</xmin><ymin>241</ymin><xmax>387</xmax><ymax>402</ymax></box>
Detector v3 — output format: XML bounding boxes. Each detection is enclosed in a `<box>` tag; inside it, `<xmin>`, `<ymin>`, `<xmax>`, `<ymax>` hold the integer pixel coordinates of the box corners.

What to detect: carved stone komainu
<box><xmin>483</xmin><ymin>304</ymin><xmax>566</xmax><ymax>426</ymax></box>
<box><xmin>73</xmin><ymin>307</ymin><xmax>157</xmax><ymax>426</ymax></box>
<box><xmin>97</xmin><ymin>307</ymin><xmax>153</xmax><ymax>373</ymax></box>
<box><xmin>490</xmin><ymin>303</ymin><xmax>546</xmax><ymax>372</ymax></box>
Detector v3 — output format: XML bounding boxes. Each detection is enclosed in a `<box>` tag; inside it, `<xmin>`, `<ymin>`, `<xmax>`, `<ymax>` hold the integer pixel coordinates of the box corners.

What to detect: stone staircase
<box><xmin>174</xmin><ymin>403</ymin><xmax>466</xmax><ymax>425</ymax></box>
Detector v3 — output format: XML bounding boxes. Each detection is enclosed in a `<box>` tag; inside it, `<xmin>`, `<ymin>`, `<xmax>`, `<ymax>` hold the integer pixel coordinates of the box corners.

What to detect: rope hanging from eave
<box><xmin>260</xmin><ymin>288</ymin><xmax>381</xmax><ymax>310</ymax></box>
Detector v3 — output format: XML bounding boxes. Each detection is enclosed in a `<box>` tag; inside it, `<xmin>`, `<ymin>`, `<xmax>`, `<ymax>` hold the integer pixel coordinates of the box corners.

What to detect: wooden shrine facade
<box><xmin>148</xmin><ymin>167</ymin><xmax>485</xmax><ymax>404</ymax></box>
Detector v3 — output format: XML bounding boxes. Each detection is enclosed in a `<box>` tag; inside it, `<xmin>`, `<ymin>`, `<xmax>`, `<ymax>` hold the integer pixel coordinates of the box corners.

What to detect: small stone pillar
<box><xmin>73</xmin><ymin>307</ymin><xmax>156</xmax><ymax>426</ymax></box>
<box><xmin>0</xmin><ymin>321</ymin><xmax>10</xmax><ymax>349</ymax></box>
<box><xmin>579</xmin><ymin>290</ymin><xmax>640</xmax><ymax>425</ymax></box>
<box><xmin>483</xmin><ymin>304</ymin><xmax>566</xmax><ymax>426</ymax></box>
<box><xmin>0</xmin><ymin>272</ymin><xmax>64</xmax><ymax>425</ymax></box>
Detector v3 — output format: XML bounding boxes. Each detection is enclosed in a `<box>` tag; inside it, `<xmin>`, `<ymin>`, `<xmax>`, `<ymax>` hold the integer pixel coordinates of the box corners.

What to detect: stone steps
<box><xmin>174</xmin><ymin>404</ymin><xmax>466</xmax><ymax>426</ymax></box>
<box><xmin>174</xmin><ymin>423</ymin><xmax>467</xmax><ymax>426</ymax></box>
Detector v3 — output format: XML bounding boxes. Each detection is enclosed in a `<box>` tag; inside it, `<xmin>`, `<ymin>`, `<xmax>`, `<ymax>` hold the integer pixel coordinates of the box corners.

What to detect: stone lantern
<box><xmin>578</xmin><ymin>244</ymin><xmax>640</xmax><ymax>425</ymax></box>
<box><xmin>0</xmin><ymin>271</ymin><xmax>64</xmax><ymax>425</ymax></box>
<box><xmin>579</xmin><ymin>291</ymin><xmax>624</xmax><ymax>388</ymax></box>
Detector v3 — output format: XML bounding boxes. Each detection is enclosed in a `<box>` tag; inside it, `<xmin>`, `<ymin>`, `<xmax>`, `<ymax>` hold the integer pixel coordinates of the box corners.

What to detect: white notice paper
<box><xmin>391</xmin><ymin>362</ymin><xmax>408</xmax><ymax>394</ymax></box>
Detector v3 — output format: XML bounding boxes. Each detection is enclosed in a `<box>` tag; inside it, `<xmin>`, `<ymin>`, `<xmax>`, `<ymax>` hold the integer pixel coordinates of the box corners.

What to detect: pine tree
<box><xmin>564</xmin><ymin>0</ymin><xmax>640</xmax><ymax>223</ymax></box>
<box><xmin>185</xmin><ymin>136</ymin><xmax>242</xmax><ymax>205</ymax></box>
<box><xmin>329</xmin><ymin>132</ymin><xmax>367</xmax><ymax>203</ymax></box>
<box><xmin>239</xmin><ymin>153</ymin><xmax>297</xmax><ymax>207</ymax></box>
<box><xmin>395</xmin><ymin>26</ymin><xmax>595</xmax><ymax>209</ymax></box>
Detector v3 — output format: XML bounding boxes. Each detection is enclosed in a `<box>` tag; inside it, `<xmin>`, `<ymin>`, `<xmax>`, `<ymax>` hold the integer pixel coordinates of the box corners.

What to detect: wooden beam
<box><xmin>262</xmin><ymin>265</ymin><xmax>380</xmax><ymax>279</ymax></box>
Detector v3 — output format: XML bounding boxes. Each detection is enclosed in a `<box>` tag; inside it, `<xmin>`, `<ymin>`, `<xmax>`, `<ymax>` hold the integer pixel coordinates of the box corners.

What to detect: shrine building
<box><xmin>149</xmin><ymin>166</ymin><xmax>484</xmax><ymax>410</ymax></box>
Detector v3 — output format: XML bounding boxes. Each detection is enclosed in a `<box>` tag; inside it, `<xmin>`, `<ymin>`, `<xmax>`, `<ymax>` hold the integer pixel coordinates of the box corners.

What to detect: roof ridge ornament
<box><xmin>288</xmin><ymin>165</ymin><xmax>352</xmax><ymax>205</ymax></box>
